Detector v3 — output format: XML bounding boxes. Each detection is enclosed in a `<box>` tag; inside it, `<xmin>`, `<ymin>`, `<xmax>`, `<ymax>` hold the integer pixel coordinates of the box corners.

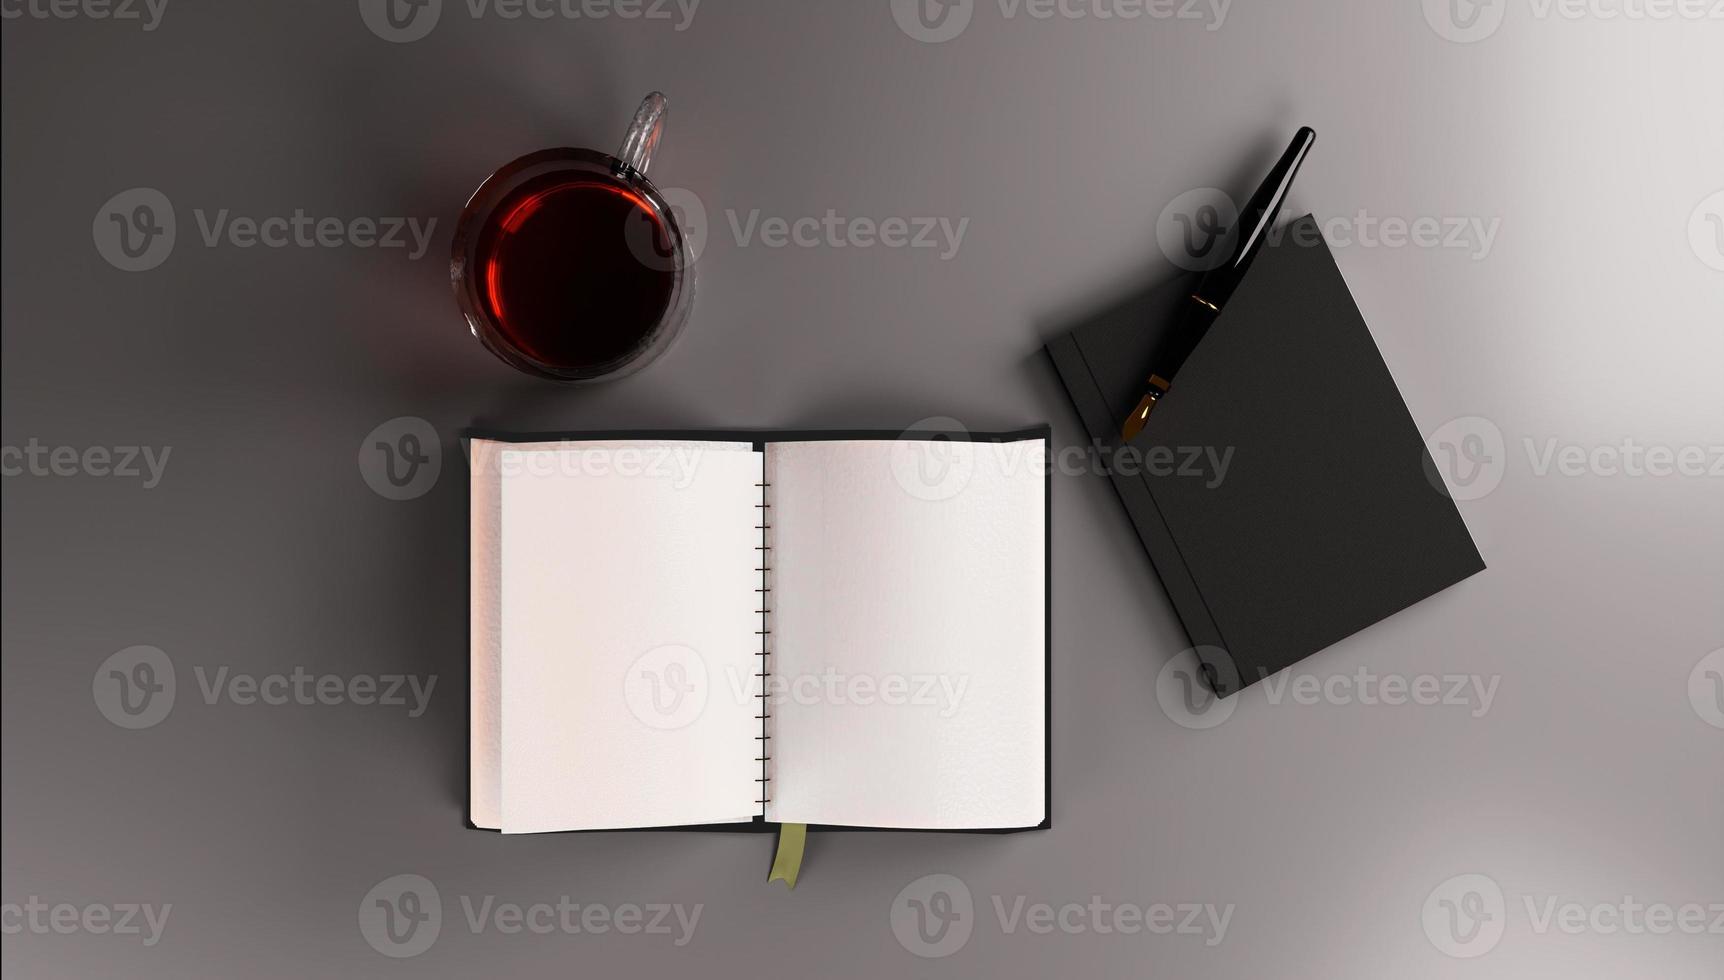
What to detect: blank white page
<box><xmin>474</xmin><ymin>439</ymin><xmax>763</xmax><ymax>833</ymax></box>
<box><xmin>765</xmin><ymin>438</ymin><xmax>1046</xmax><ymax>829</ymax></box>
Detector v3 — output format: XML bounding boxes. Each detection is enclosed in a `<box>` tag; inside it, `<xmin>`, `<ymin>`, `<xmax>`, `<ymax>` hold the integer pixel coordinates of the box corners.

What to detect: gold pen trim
<box><xmin>1120</xmin><ymin>375</ymin><xmax>1173</xmax><ymax>443</ymax></box>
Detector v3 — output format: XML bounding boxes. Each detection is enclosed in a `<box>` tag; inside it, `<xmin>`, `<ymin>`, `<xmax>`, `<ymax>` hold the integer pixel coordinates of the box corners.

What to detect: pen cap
<box><xmin>1204</xmin><ymin>127</ymin><xmax>1316</xmax><ymax>308</ymax></box>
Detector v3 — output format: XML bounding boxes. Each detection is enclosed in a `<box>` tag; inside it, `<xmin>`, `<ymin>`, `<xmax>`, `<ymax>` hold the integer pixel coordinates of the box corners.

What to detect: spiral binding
<box><xmin>753</xmin><ymin>463</ymin><xmax>772</xmax><ymax>815</ymax></box>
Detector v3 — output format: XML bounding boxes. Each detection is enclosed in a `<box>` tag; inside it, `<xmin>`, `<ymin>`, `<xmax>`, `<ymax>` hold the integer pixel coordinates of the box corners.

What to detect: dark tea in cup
<box><xmin>452</xmin><ymin>94</ymin><xmax>693</xmax><ymax>382</ymax></box>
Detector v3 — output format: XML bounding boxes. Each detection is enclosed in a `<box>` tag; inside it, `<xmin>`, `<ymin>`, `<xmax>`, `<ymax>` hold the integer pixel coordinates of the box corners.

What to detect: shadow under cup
<box><xmin>451</xmin><ymin>147</ymin><xmax>693</xmax><ymax>383</ymax></box>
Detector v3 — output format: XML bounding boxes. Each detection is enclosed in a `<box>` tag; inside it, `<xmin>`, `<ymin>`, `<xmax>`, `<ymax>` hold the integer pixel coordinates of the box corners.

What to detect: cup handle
<box><xmin>616</xmin><ymin>92</ymin><xmax>668</xmax><ymax>177</ymax></box>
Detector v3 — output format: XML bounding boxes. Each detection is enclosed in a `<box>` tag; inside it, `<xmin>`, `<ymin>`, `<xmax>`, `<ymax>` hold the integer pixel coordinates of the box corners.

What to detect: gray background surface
<box><xmin>3</xmin><ymin>1</ymin><xmax>1720</xmax><ymax>976</ymax></box>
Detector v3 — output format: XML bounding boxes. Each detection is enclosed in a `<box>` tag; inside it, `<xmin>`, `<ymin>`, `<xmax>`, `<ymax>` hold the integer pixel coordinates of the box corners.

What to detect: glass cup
<box><xmin>451</xmin><ymin>93</ymin><xmax>693</xmax><ymax>383</ymax></box>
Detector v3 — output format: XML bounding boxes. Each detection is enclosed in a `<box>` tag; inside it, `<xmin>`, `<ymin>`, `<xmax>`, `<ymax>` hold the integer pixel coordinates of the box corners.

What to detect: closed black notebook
<box><xmin>1047</xmin><ymin>215</ymin><xmax>1484</xmax><ymax>695</ymax></box>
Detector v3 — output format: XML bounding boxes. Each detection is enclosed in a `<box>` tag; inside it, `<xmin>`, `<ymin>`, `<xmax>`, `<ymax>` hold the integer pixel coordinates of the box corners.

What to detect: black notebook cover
<box><xmin>1046</xmin><ymin>215</ymin><xmax>1484</xmax><ymax>695</ymax></box>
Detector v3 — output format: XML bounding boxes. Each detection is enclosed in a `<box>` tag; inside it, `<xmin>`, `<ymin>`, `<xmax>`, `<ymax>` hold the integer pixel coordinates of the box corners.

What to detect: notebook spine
<box><xmin>754</xmin><ymin>459</ymin><xmax>772</xmax><ymax>817</ymax></box>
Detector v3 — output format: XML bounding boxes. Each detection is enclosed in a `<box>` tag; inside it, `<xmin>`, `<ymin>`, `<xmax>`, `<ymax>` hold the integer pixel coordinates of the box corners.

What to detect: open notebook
<box><xmin>470</xmin><ymin>430</ymin><xmax>1049</xmax><ymax>834</ymax></box>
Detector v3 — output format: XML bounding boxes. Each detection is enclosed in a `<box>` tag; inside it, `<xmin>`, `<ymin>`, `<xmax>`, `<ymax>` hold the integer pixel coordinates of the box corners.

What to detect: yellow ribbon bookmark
<box><xmin>768</xmin><ymin>823</ymin><xmax>807</xmax><ymax>889</ymax></box>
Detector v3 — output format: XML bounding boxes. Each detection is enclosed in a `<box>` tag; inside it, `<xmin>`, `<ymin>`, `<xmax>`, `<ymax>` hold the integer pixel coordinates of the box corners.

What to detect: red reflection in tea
<box><xmin>475</xmin><ymin>177</ymin><xmax>677</xmax><ymax>371</ymax></box>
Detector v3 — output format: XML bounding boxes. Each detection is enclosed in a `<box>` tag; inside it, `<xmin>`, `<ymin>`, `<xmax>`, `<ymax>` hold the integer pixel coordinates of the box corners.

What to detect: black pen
<box><xmin>1121</xmin><ymin>127</ymin><xmax>1316</xmax><ymax>442</ymax></box>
